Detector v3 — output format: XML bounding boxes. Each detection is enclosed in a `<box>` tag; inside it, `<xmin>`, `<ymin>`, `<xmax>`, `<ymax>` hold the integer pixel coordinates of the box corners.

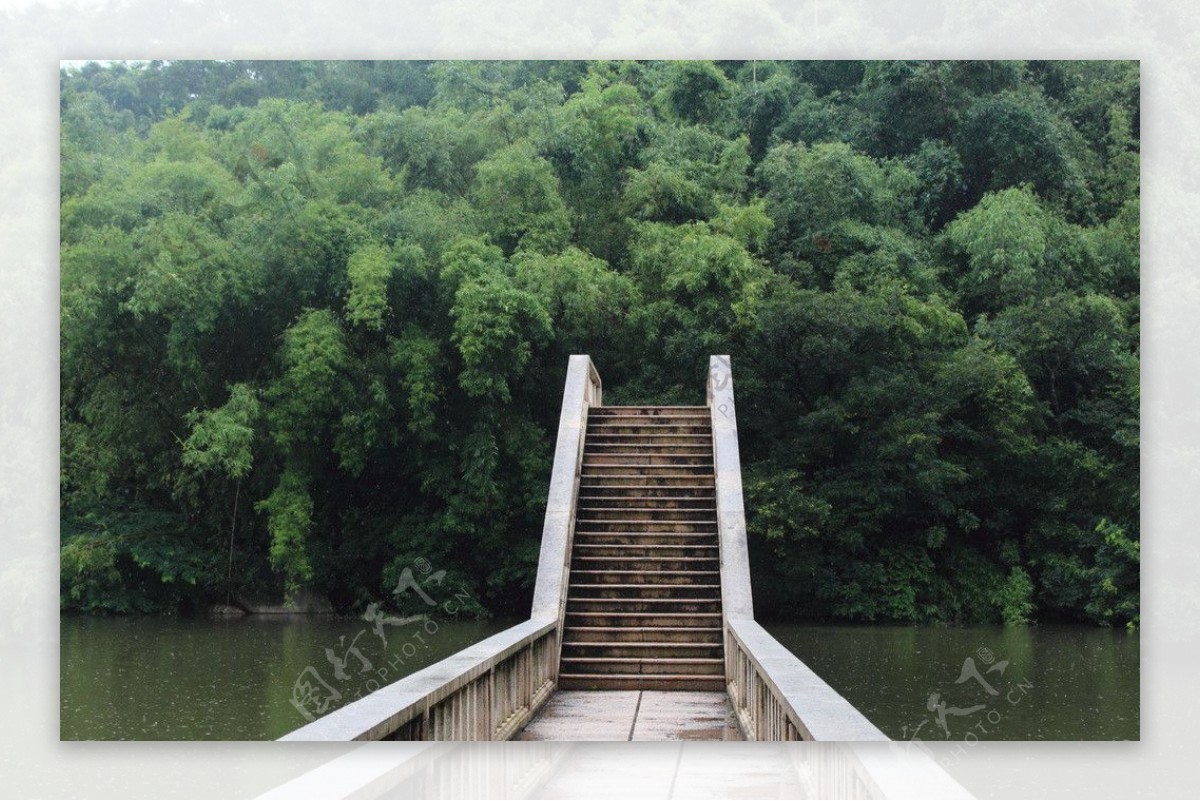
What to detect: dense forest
<box><xmin>59</xmin><ymin>60</ymin><xmax>1139</xmax><ymax>626</ymax></box>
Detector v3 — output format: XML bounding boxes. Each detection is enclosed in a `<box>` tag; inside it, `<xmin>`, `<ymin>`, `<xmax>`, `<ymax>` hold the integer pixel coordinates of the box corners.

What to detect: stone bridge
<box><xmin>280</xmin><ymin>356</ymin><xmax>887</xmax><ymax>742</ymax></box>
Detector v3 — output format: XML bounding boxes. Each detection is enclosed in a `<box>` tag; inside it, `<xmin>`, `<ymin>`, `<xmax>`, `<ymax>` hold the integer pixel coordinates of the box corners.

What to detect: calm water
<box><xmin>764</xmin><ymin>623</ymin><xmax>1139</xmax><ymax>741</ymax></box>
<box><xmin>61</xmin><ymin>616</ymin><xmax>1138</xmax><ymax>741</ymax></box>
<box><xmin>60</xmin><ymin>615</ymin><xmax>515</xmax><ymax>740</ymax></box>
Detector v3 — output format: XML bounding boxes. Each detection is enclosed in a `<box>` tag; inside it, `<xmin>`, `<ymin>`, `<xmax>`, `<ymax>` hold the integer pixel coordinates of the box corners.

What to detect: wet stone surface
<box><xmin>517</xmin><ymin>690</ymin><xmax>742</xmax><ymax>741</ymax></box>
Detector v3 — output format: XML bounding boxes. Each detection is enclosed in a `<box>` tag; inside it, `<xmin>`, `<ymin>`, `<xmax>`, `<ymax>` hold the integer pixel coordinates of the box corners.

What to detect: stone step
<box><xmin>571</xmin><ymin>564</ymin><xmax>720</xmax><ymax>577</ymax></box>
<box><xmin>573</xmin><ymin>524</ymin><xmax>718</xmax><ymax>533</ymax></box>
<box><xmin>576</xmin><ymin>497</ymin><xmax>715</xmax><ymax>510</ymax></box>
<box><xmin>564</xmin><ymin>611</ymin><xmax>723</xmax><ymax>628</ymax></box>
<box><xmin>589</xmin><ymin>415</ymin><xmax>710</xmax><ymax>424</ymax></box>
<box><xmin>575</xmin><ymin>498</ymin><xmax>715</xmax><ymax>510</ymax></box>
<box><xmin>587</xmin><ymin>430</ymin><xmax>712</xmax><ymax>440</ymax></box>
<box><xmin>574</xmin><ymin>520</ymin><xmax>718</xmax><ymax>533</ymax></box>
<box><xmin>556</xmin><ymin>673</ymin><xmax>726</xmax><ymax>692</ymax></box>
<box><xmin>566</xmin><ymin>598</ymin><xmax>722</xmax><ymax>614</ymax></box>
<box><xmin>568</xmin><ymin>591</ymin><xmax>722</xmax><ymax>604</ymax></box>
<box><xmin>575</xmin><ymin>515</ymin><xmax>718</xmax><ymax>526</ymax></box>
<box><xmin>578</xmin><ymin>485</ymin><xmax>715</xmax><ymax>498</ymax></box>
<box><xmin>559</xmin><ymin>656</ymin><xmax>724</xmax><ymax>676</ymax></box>
<box><xmin>572</xmin><ymin>556</ymin><xmax>720</xmax><ymax>572</ymax></box>
<box><xmin>569</xmin><ymin>569</ymin><xmax>720</xmax><ymax>585</ymax></box>
<box><xmin>568</xmin><ymin>577</ymin><xmax>721</xmax><ymax>590</ymax></box>
<box><xmin>587</xmin><ymin>434</ymin><xmax>712</xmax><ymax>441</ymax></box>
<box><xmin>563</xmin><ymin>626</ymin><xmax>724</xmax><ymax>643</ymax></box>
<box><xmin>585</xmin><ymin>449</ymin><xmax>712</xmax><ymax>458</ymax></box>
<box><xmin>576</xmin><ymin>508</ymin><xmax>716</xmax><ymax>521</ymax></box>
<box><xmin>583</xmin><ymin>454</ymin><xmax>714</xmax><ymax>467</ymax></box>
<box><xmin>579</xmin><ymin>475</ymin><xmax>716</xmax><ymax>489</ymax></box>
<box><xmin>569</xmin><ymin>585</ymin><xmax>721</xmax><ymax>601</ymax></box>
<box><xmin>561</xmin><ymin>641</ymin><xmax>724</xmax><ymax>660</ymax></box>
<box><xmin>574</xmin><ymin>543</ymin><xmax>719</xmax><ymax>558</ymax></box>
<box><xmin>578</xmin><ymin>496</ymin><xmax>715</xmax><ymax>510</ymax></box>
<box><xmin>587</xmin><ymin>418</ymin><xmax>709</xmax><ymax>426</ymax></box>
<box><xmin>585</xmin><ymin>442</ymin><xmax>711</xmax><ymax>452</ymax></box>
<box><xmin>572</xmin><ymin>532</ymin><xmax>717</xmax><ymax>546</ymax></box>
<box><xmin>587</xmin><ymin>423</ymin><xmax>713</xmax><ymax>436</ymax></box>
<box><xmin>589</xmin><ymin>407</ymin><xmax>710</xmax><ymax>417</ymax></box>
<box><xmin>581</xmin><ymin>465</ymin><xmax>715</xmax><ymax>478</ymax></box>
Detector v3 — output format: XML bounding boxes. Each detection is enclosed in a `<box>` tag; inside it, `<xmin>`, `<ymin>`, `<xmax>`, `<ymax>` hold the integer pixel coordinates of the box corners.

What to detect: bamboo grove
<box><xmin>60</xmin><ymin>60</ymin><xmax>1139</xmax><ymax>625</ymax></box>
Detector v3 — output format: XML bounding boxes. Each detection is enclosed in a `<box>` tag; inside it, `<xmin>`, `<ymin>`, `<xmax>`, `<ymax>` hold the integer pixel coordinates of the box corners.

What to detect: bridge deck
<box><xmin>516</xmin><ymin>690</ymin><xmax>742</xmax><ymax>741</ymax></box>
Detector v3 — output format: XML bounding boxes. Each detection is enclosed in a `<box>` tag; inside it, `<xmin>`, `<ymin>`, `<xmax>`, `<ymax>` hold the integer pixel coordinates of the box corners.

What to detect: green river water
<box><xmin>60</xmin><ymin>615</ymin><xmax>1137</xmax><ymax>741</ymax></box>
<box><xmin>763</xmin><ymin>623</ymin><xmax>1138</xmax><ymax>741</ymax></box>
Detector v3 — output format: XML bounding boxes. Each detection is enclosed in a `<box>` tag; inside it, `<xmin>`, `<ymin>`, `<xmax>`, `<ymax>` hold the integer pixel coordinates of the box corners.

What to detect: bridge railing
<box><xmin>707</xmin><ymin>355</ymin><xmax>889</xmax><ymax>742</ymax></box>
<box><xmin>281</xmin><ymin>356</ymin><xmax>600</xmax><ymax>741</ymax></box>
<box><xmin>279</xmin><ymin>618</ymin><xmax>556</xmax><ymax>741</ymax></box>
<box><xmin>530</xmin><ymin>355</ymin><xmax>601</xmax><ymax>632</ymax></box>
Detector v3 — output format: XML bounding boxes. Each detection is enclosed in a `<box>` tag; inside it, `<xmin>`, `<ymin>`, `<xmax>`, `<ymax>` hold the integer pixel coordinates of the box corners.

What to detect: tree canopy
<box><xmin>60</xmin><ymin>59</ymin><xmax>1139</xmax><ymax>626</ymax></box>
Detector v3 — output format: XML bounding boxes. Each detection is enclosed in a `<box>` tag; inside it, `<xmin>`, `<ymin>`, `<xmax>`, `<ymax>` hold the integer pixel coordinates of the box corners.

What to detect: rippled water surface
<box><xmin>764</xmin><ymin>623</ymin><xmax>1139</xmax><ymax>740</ymax></box>
<box><xmin>60</xmin><ymin>614</ymin><xmax>515</xmax><ymax>740</ymax></box>
<box><xmin>61</xmin><ymin>616</ymin><xmax>1137</xmax><ymax>740</ymax></box>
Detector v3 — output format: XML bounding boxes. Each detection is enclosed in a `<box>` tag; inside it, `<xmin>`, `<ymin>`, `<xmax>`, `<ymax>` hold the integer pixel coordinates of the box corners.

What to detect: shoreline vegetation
<box><xmin>60</xmin><ymin>60</ymin><xmax>1138</xmax><ymax>627</ymax></box>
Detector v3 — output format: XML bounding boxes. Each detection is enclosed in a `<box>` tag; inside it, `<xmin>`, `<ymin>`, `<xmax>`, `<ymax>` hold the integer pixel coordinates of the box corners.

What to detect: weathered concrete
<box><xmin>517</xmin><ymin>690</ymin><xmax>640</xmax><ymax>740</ymax></box>
<box><xmin>279</xmin><ymin>618</ymin><xmax>555</xmax><ymax>741</ymax></box>
<box><xmin>631</xmin><ymin>691</ymin><xmax>741</xmax><ymax>741</ymax></box>
<box><xmin>531</xmin><ymin>355</ymin><xmax>601</xmax><ymax>623</ymax></box>
<box><xmin>707</xmin><ymin>355</ymin><xmax>754</xmax><ymax>622</ymax></box>
<box><xmin>727</xmin><ymin>618</ymin><xmax>889</xmax><ymax>741</ymax></box>
<box><xmin>517</xmin><ymin>691</ymin><xmax>741</xmax><ymax>742</ymax></box>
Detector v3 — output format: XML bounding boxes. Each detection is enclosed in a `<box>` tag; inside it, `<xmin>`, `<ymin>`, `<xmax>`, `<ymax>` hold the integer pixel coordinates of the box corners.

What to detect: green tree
<box><xmin>540</xmin><ymin>71</ymin><xmax>650</xmax><ymax>261</ymax></box>
<box><xmin>954</xmin><ymin>88</ymin><xmax>1092</xmax><ymax>217</ymax></box>
<box><xmin>59</xmin><ymin>60</ymin><xmax>1139</xmax><ymax>626</ymax></box>
<box><xmin>345</xmin><ymin>243</ymin><xmax>394</xmax><ymax>330</ymax></box>
<box><xmin>255</xmin><ymin>468</ymin><xmax>315</xmax><ymax>597</ymax></box>
<box><xmin>472</xmin><ymin>144</ymin><xmax>571</xmax><ymax>255</ymax></box>
<box><xmin>942</xmin><ymin>186</ymin><xmax>1087</xmax><ymax>316</ymax></box>
<box><xmin>180</xmin><ymin>384</ymin><xmax>260</xmax><ymax>603</ymax></box>
<box><xmin>757</xmin><ymin>141</ymin><xmax>919</xmax><ymax>287</ymax></box>
<box><xmin>653</xmin><ymin>61</ymin><xmax>732</xmax><ymax>127</ymax></box>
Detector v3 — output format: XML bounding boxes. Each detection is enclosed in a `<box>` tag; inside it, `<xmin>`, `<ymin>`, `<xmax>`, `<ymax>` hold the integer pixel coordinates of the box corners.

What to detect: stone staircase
<box><xmin>558</xmin><ymin>406</ymin><xmax>725</xmax><ymax>691</ymax></box>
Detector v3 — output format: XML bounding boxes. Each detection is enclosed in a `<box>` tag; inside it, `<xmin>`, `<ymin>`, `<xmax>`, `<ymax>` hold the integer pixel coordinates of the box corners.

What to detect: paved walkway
<box><xmin>516</xmin><ymin>691</ymin><xmax>742</xmax><ymax>741</ymax></box>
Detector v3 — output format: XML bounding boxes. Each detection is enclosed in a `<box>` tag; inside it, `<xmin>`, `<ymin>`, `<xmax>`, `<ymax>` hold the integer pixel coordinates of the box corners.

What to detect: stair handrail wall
<box><xmin>707</xmin><ymin>355</ymin><xmax>755</xmax><ymax>622</ymax></box>
<box><xmin>532</xmin><ymin>357</ymin><xmax>597</xmax><ymax>623</ymax></box>
<box><xmin>531</xmin><ymin>355</ymin><xmax>601</xmax><ymax>644</ymax></box>
<box><xmin>707</xmin><ymin>355</ymin><xmax>889</xmax><ymax>741</ymax></box>
<box><xmin>279</xmin><ymin>356</ymin><xmax>599</xmax><ymax>741</ymax></box>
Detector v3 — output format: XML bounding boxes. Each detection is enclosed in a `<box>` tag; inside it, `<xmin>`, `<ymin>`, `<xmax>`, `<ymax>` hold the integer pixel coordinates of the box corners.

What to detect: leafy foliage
<box><xmin>255</xmin><ymin>469</ymin><xmax>315</xmax><ymax>595</ymax></box>
<box><xmin>61</xmin><ymin>506</ymin><xmax>220</xmax><ymax>613</ymax></box>
<box><xmin>61</xmin><ymin>60</ymin><xmax>1137</xmax><ymax>626</ymax></box>
<box><xmin>181</xmin><ymin>383</ymin><xmax>259</xmax><ymax>480</ymax></box>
